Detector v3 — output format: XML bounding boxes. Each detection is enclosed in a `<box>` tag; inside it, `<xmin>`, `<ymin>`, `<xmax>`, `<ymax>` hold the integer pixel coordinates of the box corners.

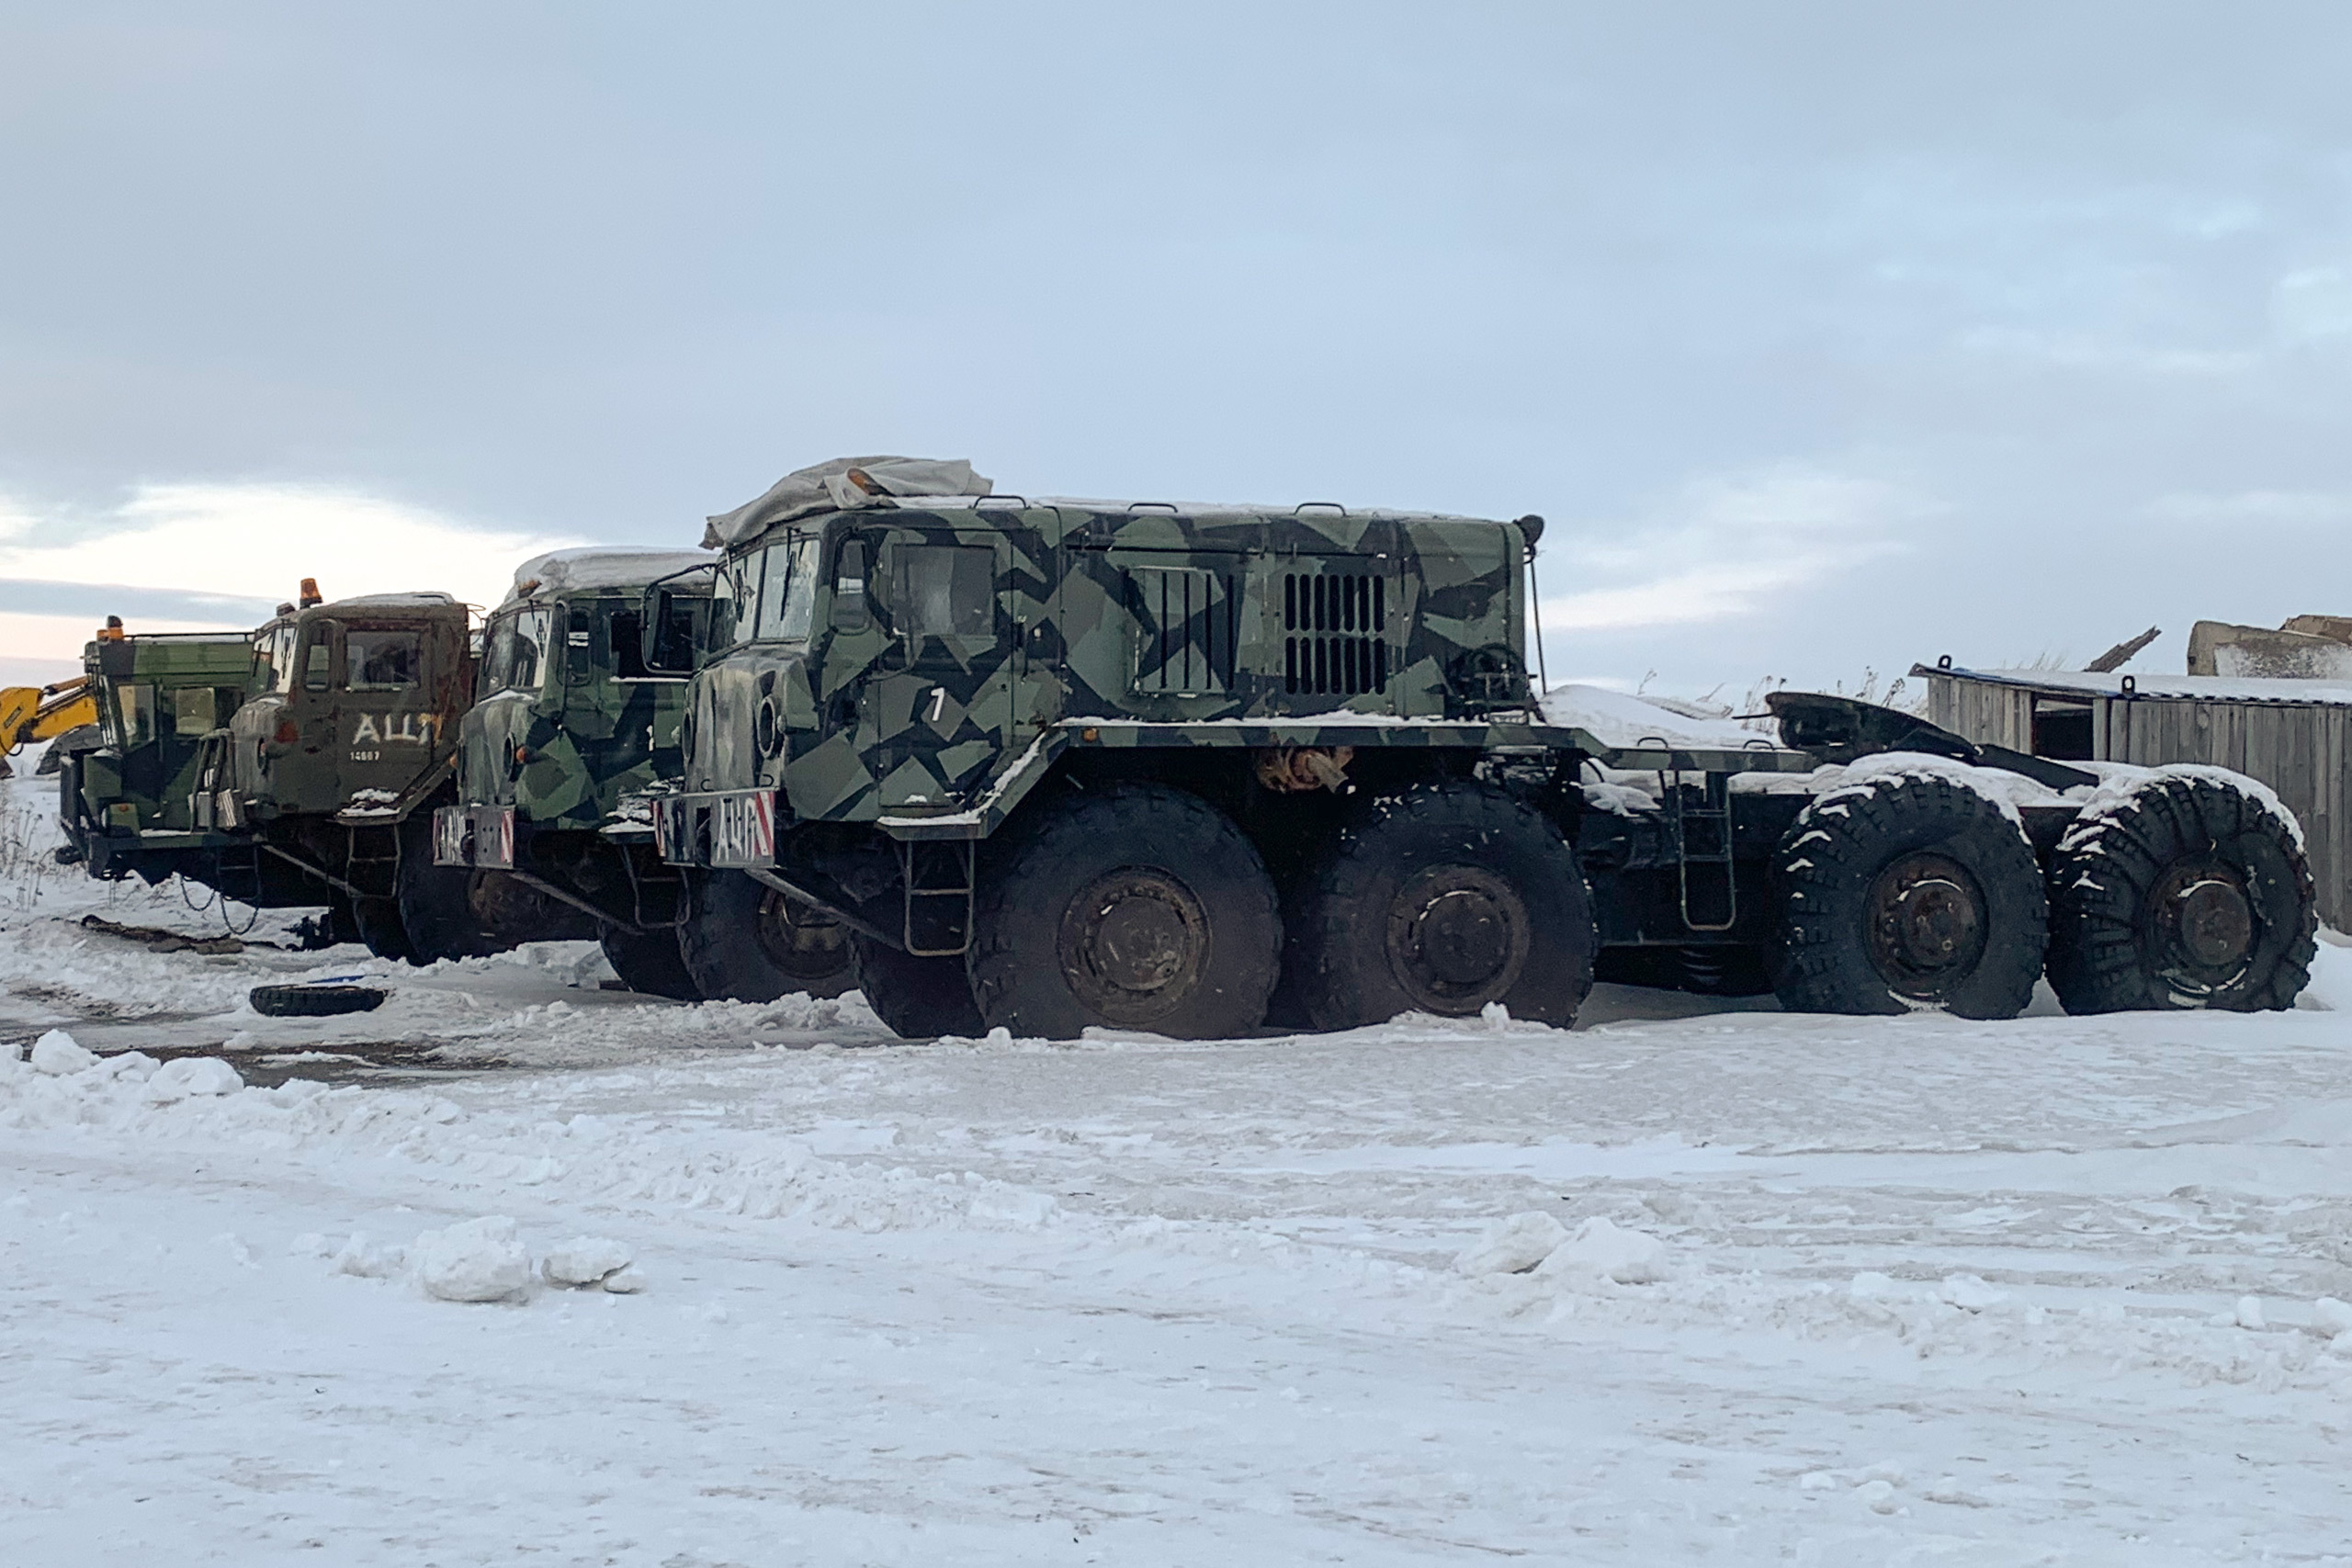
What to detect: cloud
<box><xmin>0</xmin><ymin>482</ymin><xmax>580</xmax><ymax>645</ymax></box>
<box><xmin>1537</xmin><ymin>465</ymin><xmax>1922</xmax><ymax>634</ymax></box>
<box><xmin>2147</xmin><ymin>488</ymin><xmax>2352</xmax><ymax>527</ymax></box>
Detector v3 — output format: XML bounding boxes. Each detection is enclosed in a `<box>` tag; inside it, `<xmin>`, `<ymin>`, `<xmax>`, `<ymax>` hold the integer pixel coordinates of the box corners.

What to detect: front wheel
<box><xmin>852</xmin><ymin>934</ymin><xmax>982</xmax><ymax>1039</ymax></box>
<box><xmin>600</xmin><ymin>925</ymin><xmax>701</xmax><ymax>1000</ymax></box>
<box><xmin>2044</xmin><ymin>773</ymin><xmax>2315</xmax><ymax>1012</ymax></box>
<box><xmin>1286</xmin><ymin>781</ymin><xmax>1597</xmax><ymax>1030</ymax></box>
<box><xmin>968</xmin><ymin>784</ymin><xmax>1282</xmax><ymax>1040</ymax></box>
<box><xmin>676</xmin><ymin>871</ymin><xmax>854</xmax><ymax>1002</ymax></box>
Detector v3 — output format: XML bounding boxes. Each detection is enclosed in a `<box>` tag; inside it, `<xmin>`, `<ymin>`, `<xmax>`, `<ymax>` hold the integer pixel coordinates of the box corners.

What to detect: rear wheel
<box><xmin>852</xmin><ymin>934</ymin><xmax>982</xmax><ymax>1039</ymax></box>
<box><xmin>1287</xmin><ymin>782</ymin><xmax>1596</xmax><ymax>1030</ymax></box>
<box><xmin>677</xmin><ymin>871</ymin><xmax>854</xmax><ymax>1002</ymax></box>
<box><xmin>968</xmin><ymin>784</ymin><xmax>1282</xmax><ymax>1040</ymax></box>
<box><xmin>352</xmin><ymin>896</ymin><xmax>418</xmax><ymax>964</ymax></box>
<box><xmin>2045</xmin><ymin>773</ymin><xmax>2315</xmax><ymax>1013</ymax></box>
<box><xmin>395</xmin><ymin>815</ymin><xmax>511</xmax><ymax>963</ymax></box>
<box><xmin>1772</xmin><ymin>773</ymin><xmax>2047</xmax><ymax>1019</ymax></box>
<box><xmin>599</xmin><ymin>924</ymin><xmax>701</xmax><ymax>1000</ymax></box>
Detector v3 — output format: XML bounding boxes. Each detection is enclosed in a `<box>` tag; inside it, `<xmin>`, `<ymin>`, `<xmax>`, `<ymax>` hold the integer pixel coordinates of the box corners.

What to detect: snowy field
<box><xmin>7</xmin><ymin>767</ymin><xmax>2352</xmax><ymax>1565</ymax></box>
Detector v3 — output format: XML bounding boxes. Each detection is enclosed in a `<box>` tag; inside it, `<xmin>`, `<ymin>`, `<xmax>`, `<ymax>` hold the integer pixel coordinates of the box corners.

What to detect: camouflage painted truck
<box><xmin>643</xmin><ymin>456</ymin><xmax>2317</xmax><ymax>1039</ymax></box>
<box><xmin>431</xmin><ymin>548</ymin><xmax>853</xmax><ymax>1000</ymax></box>
<box><xmin>56</xmin><ymin>624</ymin><xmax>259</xmax><ymax>882</ymax></box>
<box><xmin>179</xmin><ymin>585</ymin><xmax>582</xmax><ymax>962</ymax></box>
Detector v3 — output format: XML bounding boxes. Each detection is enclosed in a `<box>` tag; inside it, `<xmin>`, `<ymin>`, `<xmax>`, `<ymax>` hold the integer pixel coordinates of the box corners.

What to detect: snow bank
<box><xmin>0</xmin><ymin>1048</ymin><xmax>1059</xmax><ymax>1237</ymax></box>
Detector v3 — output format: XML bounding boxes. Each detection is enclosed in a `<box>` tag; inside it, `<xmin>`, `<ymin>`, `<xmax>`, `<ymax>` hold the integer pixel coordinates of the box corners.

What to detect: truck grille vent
<box><xmin>1283</xmin><ymin>574</ymin><xmax>1391</xmax><ymax>695</ymax></box>
<box><xmin>1127</xmin><ymin>568</ymin><xmax>1239</xmax><ymax>694</ymax></box>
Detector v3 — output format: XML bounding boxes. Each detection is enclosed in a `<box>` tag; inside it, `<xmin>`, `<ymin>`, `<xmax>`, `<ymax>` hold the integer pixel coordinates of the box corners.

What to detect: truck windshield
<box><xmin>484</xmin><ymin>606</ymin><xmax>552</xmax><ymax>693</ymax></box>
<box><xmin>261</xmin><ymin>624</ymin><xmax>300</xmax><ymax>694</ymax></box>
<box><xmin>347</xmin><ymin>629</ymin><xmax>423</xmax><ymax>692</ymax></box>
<box><xmin>754</xmin><ymin>536</ymin><xmax>821</xmax><ymax>642</ymax></box>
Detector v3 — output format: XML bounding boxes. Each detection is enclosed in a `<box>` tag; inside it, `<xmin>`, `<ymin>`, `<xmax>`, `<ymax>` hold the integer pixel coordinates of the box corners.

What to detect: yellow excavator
<box><xmin>0</xmin><ymin>673</ymin><xmax>101</xmax><ymax>777</ymax></box>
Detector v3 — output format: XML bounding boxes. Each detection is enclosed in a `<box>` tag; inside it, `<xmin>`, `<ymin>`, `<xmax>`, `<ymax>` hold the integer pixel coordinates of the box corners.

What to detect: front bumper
<box><xmin>650</xmin><ymin>790</ymin><xmax>775</xmax><ymax>869</ymax></box>
<box><xmin>434</xmin><ymin>804</ymin><xmax>516</xmax><ymax>869</ymax></box>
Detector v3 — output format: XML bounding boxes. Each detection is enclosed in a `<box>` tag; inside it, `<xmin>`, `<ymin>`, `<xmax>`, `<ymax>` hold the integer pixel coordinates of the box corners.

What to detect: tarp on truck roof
<box><xmin>703</xmin><ymin>457</ymin><xmax>994</xmax><ymax>548</ymax></box>
<box><xmin>507</xmin><ymin>548</ymin><xmax>716</xmax><ymax>603</ymax></box>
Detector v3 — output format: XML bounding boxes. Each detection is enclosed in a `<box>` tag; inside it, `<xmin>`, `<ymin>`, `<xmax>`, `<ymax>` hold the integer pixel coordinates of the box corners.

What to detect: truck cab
<box><xmin>59</xmin><ymin>626</ymin><xmax>256</xmax><ymax>881</ymax></box>
<box><xmin>214</xmin><ymin>591</ymin><xmax>473</xmax><ymax>828</ymax></box>
<box><xmin>432</xmin><ymin>549</ymin><xmax>783</xmax><ymax>998</ymax></box>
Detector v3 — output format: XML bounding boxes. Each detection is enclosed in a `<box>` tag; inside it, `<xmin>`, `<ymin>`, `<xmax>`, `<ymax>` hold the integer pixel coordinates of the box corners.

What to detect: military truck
<box><xmin>645</xmin><ymin>456</ymin><xmax>2316</xmax><ymax>1039</ymax></box>
<box><xmin>56</xmin><ymin>626</ymin><xmax>258</xmax><ymax>882</ymax></box>
<box><xmin>175</xmin><ymin>585</ymin><xmax>580</xmax><ymax>962</ymax></box>
<box><xmin>430</xmin><ymin>548</ymin><xmax>854</xmax><ymax>1000</ymax></box>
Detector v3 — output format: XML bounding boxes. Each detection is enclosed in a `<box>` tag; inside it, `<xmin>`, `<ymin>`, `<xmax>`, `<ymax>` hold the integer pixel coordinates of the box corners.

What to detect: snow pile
<box><xmin>1455</xmin><ymin>1211</ymin><xmax>1567</xmax><ymax>1275</ymax></box>
<box><xmin>541</xmin><ymin>1235</ymin><xmax>636</xmax><ymax>1290</ymax></box>
<box><xmin>29</xmin><ymin>1029</ymin><xmax>95</xmax><ymax>1075</ymax></box>
<box><xmin>1455</xmin><ymin>1211</ymin><xmax>1669</xmax><ymax>1283</ymax></box>
<box><xmin>1538</xmin><ymin>1214</ymin><xmax>1670</xmax><ymax>1284</ymax></box>
<box><xmin>413</xmin><ymin>1216</ymin><xmax>533</xmax><ymax>1303</ymax></box>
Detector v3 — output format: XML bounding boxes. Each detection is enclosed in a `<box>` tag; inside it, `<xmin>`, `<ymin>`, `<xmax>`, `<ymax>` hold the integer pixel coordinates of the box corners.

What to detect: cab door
<box><xmin>854</xmin><ymin>525</ymin><xmax>1018</xmax><ymax>813</ymax></box>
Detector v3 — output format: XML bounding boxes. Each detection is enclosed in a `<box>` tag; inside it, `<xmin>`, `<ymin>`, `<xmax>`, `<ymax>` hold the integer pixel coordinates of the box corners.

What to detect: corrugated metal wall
<box><xmin>1929</xmin><ymin>673</ymin><xmax>2352</xmax><ymax>931</ymax></box>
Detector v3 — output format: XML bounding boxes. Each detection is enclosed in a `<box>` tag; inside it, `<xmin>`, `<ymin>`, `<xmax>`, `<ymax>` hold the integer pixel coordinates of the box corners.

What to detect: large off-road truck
<box><xmin>177</xmin><ymin>586</ymin><xmax>582</xmax><ymax>962</ymax></box>
<box><xmin>645</xmin><ymin>456</ymin><xmax>2317</xmax><ymax>1039</ymax></box>
<box><xmin>56</xmin><ymin>626</ymin><xmax>258</xmax><ymax>881</ymax></box>
<box><xmin>430</xmin><ymin>548</ymin><xmax>854</xmax><ymax>1001</ymax></box>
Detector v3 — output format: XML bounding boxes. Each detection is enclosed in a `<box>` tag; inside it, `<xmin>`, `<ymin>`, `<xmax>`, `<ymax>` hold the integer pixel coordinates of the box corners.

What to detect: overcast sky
<box><xmin>4</xmin><ymin>2</ymin><xmax>2348</xmax><ymax>698</ymax></box>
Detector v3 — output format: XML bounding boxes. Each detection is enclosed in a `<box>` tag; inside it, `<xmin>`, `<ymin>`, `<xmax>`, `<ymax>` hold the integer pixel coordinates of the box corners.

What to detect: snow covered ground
<box><xmin>7</xmin><ymin>766</ymin><xmax>2352</xmax><ymax>1563</ymax></box>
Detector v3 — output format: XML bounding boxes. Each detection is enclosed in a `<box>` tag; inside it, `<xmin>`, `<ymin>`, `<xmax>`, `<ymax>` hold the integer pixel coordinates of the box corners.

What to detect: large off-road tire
<box><xmin>676</xmin><ymin>871</ymin><xmax>854</xmax><ymax>1002</ymax></box>
<box><xmin>1287</xmin><ymin>781</ymin><xmax>1597</xmax><ymax>1030</ymax></box>
<box><xmin>599</xmin><ymin>924</ymin><xmax>701</xmax><ymax>1000</ymax></box>
<box><xmin>2044</xmin><ymin>773</ymin><xmax>2316</xmax><ymax>1013</ymax></box>
<box><xmin>1772</xmin><ymin>773</ymin><xmax>2047</xmax><ymax>1020</ymax></box>
<box><xmin>352</xmin><ymin>896</ymin><xmax>419</xmax><ymax>964</ymax></box>
<box><xmin>968</xmin><ymin>784</ymin><xmax>1282</xmax><ymax>1040</ymax></box>
<box><xmin>852</xmin><ymin>934</ymin><xmax>983</xmax><ymax>1039</ymax></box>
<box><xmin>393</xmin><ymin>815</ymin><xmax>513</xmax><ymax>963</ymax></box>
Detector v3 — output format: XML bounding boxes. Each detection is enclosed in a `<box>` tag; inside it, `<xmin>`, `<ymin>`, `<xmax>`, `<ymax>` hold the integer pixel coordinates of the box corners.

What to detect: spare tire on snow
<box><xmin>2043</xmin><ymin>772</ymin><xmax>2315</xmax><ymax>1013</ymax></box>
<box><xmin>250</xmin><ymin>981</ymin><xmax>389</xmax><ymax>1018</ymax></box>
<box><xmin>1772</xmin><ymin>772</ymin><xmax>2048</xmax><ymax>1020</ymax></box>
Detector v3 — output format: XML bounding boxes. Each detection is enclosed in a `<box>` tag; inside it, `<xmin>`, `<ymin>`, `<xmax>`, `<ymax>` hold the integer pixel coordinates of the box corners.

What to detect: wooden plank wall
<box><xmin>1927</xmin><ymin>676</ymin><xmax>2031</xmax><ymax>750</ymax></box>
<box><xmin>1928</xmin><ymin>675</ymin><xmax>2352</xmax><ymax>931</ymax></box>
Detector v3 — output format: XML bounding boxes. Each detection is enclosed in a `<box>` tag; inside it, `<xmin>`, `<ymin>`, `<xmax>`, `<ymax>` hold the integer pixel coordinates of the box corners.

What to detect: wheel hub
<box><xmin>2148</xmin><ymin>856</ymin><xmax>2255</xmax><ymax>993</ymax></box>
<box><xmin>1863</xmin><ymin>851</ymin><xmax>1987</xmax><ymax>998</ymax></box>
<box><xmin>755</xmin><ymin>889</ymin><xmax>850</xmax><ymax>982</ymax></box>
<box><xmin>1057</xmin><ymin>869</ymin><xmax>1209</xmax><ymax>1023</ymax></box>
<box><xmin>1385</xmin><ymin>865</ymin><xmax>1530</xmax><ymax>1012</ymax></box>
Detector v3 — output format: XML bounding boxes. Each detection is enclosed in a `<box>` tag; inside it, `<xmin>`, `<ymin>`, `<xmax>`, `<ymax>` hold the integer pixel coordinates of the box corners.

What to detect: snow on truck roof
<box><xmin>507</xmin><ymin>547</ymin><xmax>716</xmax><ymax>602</ymax></box>
<box><xmin>1538</xmin><ymin>684</ymin><xmax>1774</xmax><ymax>751</ymax></box>
<box><xmin>1924</xmin><ymin>663</ymin><xmax>2352</xmax><ymax>708</ymax></box>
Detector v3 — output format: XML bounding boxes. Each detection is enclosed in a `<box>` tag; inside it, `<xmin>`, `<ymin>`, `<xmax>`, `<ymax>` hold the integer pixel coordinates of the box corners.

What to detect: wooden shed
<box><xmin>1918</xmin><ymin>662</ymin><xmax>2352</xmax><ymax>931</ymax></box>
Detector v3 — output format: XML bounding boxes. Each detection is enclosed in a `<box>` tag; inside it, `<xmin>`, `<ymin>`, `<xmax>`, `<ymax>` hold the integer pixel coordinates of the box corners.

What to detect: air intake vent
<box><xmin>1125</xmin><ymin>567</ymin><xmax>1238</xmax><ymax>694</ymax></box>
<box><xmin>1283</xmin><ymin>573</ymin><xmax>1390</xmax><ymax>696</ymax></box>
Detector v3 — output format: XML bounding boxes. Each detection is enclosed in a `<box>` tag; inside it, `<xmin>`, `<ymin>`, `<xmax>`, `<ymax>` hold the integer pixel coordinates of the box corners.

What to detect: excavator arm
<box><xmin>0</xmin><ymin>675</ymin><xmax>99</xmax><ymax>750</ymax></box>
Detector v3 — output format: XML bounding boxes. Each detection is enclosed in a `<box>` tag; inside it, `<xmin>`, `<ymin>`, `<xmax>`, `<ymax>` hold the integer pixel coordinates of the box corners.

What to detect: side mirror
<box><xmin>831</xmin><ymin>539</ymin><xmax>870</xmax><ymax>633</ymax></box>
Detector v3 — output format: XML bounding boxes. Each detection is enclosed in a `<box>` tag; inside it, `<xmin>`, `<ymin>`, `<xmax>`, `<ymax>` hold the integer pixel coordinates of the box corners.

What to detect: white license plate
<box><xmin>709</xmin><ymin>792</ymin><xmax>775</xmax><ymax>868</ymax></box>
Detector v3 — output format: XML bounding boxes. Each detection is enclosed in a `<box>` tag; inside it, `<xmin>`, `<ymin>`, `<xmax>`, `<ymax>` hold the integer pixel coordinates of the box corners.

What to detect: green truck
<box><xmin>430</xmin><ymin>548</ymin><xmax>853</xmax><ymax>1000</ymax></box>
<box><xmin>137</xmin><ymin>585</ymin><xmax>578</xmax><ymax>960</ymax></box>
<box><xmin>56</xmin><ymin>626</ymin><xmax>259</xmax><ymax>884</ymax></box>
<box><xmin>643</xmin><ymin>456</ymin><xmax>2317</xmax><ymax>1040</ymax></box>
